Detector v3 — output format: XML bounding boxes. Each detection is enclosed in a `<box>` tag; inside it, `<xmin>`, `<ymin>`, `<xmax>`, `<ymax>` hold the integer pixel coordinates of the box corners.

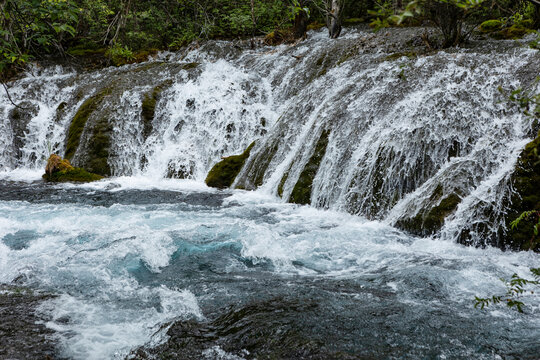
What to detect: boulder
<box><xmin>43</xmin><ymin>154</ymin><xmax>103</xmax><ymax>182</ymax></box>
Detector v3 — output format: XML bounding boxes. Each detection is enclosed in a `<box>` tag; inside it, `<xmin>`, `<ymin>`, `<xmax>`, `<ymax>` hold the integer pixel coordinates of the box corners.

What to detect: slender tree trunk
<box><xmin>293</xmin><ymin>0</ymin><xmax>308</xmax><ymax>39</ymax></box>
<box><xmin>326</xmin><ymin>0</ymin><xmax>343</xmax><ymax>39</ymax></box>
<box><xmin>534</xmin><ymin>3</ymin><xmax>540</xmax><ymax>29</ymax></box>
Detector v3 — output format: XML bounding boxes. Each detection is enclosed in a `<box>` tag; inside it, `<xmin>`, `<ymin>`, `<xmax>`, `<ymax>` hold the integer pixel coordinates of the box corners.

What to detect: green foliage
<box><xmin>474</xmin><ymin>268</ymin><xmax>540</xmax><ymax>313</ymax></box>
<box><xmin>392</xmin><ymin>0</ymin><xmax>489</xmax><ymax>47</ymax></box>
<box><xmin>531</xmin><ymin>33</ymin><xmax>540</xmax><ymax>49</ymax></box>
<box><xmin>368</xmin><ymin>0</ymin><xmax>394</xmax><ymax>31</ymax></box>
<box><xmin>105</xmin><ymin>43</ymin><xmax>134</xmax><ymax>66</ymax></box>
<box><xmin>289</xmin><ymin>0</ymin><xmax>310</xmax><ymax>20</ymax></box>
<box><xmin>505</xmin><ymin>84</ymin><xmax>540</xmax><ymax>120</ymax></box>
<box><xmin>0</xmin><ymin>0</ymin><xmax>78</xmax><ymax>75</ymax></box>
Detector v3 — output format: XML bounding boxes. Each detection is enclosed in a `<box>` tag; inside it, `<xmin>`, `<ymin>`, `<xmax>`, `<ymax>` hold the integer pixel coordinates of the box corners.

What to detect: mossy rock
<box><xmin>307</xmin><ymin>22</ymin><xmax>325</xmax><ymax>31</ymax></box>
<box><xmin>479</xmin><ymin>20</ymin><xmax>503</xmax><ymax>33</ymax></box>
<box><xmin>133</xmin><ymin>48</ymin><xmax>159</xmax><ymax>63</ymax></box>
<box><xmin>289</xmin><ymin>130</ymin><xmax>330</xmax><ymax>205</ymax></box>
<box><xmin>264</xmin><ymin>29</ymin><xmax>295</xmax><ymax>46</ymax></box>
<box><xmin>141</xmin><ymin>81</ymin><xmax>173</xmax><ymax>140</ymax></box>
<box><xmin>492</xmin><ymin>25</ymin><xmax>533</xmax><ymax>40</ymax></box>
<box><xmin>277</xmin><ymin>171</ymin><xmax>290</xmax><ymax>198</ymax></box>
<box><xmin>65</xmin><ymin>87</ymin><xmax>112</xmax><ymax>161</ymax></box>
<box><xmin>43</xmin><ymin>154</ymin><xmax>103</xmax><ymax>182</ymax></box>
<box><xmin>343</xmin><ymin>18</ymin><xmax>364</xmax><ymax>25</ymax></box>
<box><xmin>45</xmin><ymin>154</ymin><xmax>73</xmax><ymax>174</ymax></box>
<box><xmin>206</xmin><ymin>142</ymin><xmax>256</xmax><ymax>189</ymax></box>
<box><xmin>504</xmin><ymin>132</ymin><xmax>540</xmax><ymax>251</ymax></box>
<box><xmin>43</xmin><ymin>168</ymin><xmax>104</xmax><ymax>182</ymax></box>
<box><xmin>67</xmin><ymin>47</ymin><xmax>107</xmax><ymax>57</ymax></box>
<box><xmin>385</xmin><ymin>52</ymin><xmax>417</xmax><ymax>61</ymax></box>
<box><xmin>182</xmin><ymin>62</ymin><xmax>200</xmax><ymax>70</ymax></box>
<box><xmin>86</xmin><ymin>117</ymin><xmax>112</xmax><ymax>176</ymax></box>
<box><xmin>396</xmin><ymin>187</ymin><xmax>461</xmax><ymax>237</ymax></box>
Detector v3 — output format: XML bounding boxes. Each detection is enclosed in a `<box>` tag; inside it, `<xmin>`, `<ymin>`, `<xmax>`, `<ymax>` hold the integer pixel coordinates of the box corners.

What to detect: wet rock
<box><xmin>8</xmin><ymin>102</ymin><xmax>40</xmax><ymax>159</ymax></box>
<box><xmin>396</xmin><ymin>188</ymin><xmax>462</xmax><ymax>237</ymax></box>
<box><xmin>128</xmin><ymin>297</ymin><xmax>352</xmax><ymax>360</ymax></box>
<box><xmin>290</xmin><ymin>130</ymin><xmax>330</xmax><ymax>205</ymax></box>
<box><xmin>43</xmin><ymin>154</ymin><xmax>103</xmax><ymax>182</ymax></box>
<box><xmin>205</xmin><ymin>142</ymin><xmax>255</xmax><ymax>189</ymax></box>
<box><xmin>504</xmin><ymin>132</ymin><xmax>540</xmax><ymax>251</ymax></box>
<box><xmin>141</xmin><ymin>81</ymin><xmax>173</xmax><ymax>140</ymax></box>
<box><xmin>0</xmin><ymin>284</ymin><xmax>61</xmax><ymax>360</ymax></box>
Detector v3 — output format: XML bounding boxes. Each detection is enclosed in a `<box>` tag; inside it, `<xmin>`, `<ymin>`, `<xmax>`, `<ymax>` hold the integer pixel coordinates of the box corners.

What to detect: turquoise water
<box><xmin>0</xmin><ymin>179</ymin><xmax>539</xmax><ymax>359</ymax></box>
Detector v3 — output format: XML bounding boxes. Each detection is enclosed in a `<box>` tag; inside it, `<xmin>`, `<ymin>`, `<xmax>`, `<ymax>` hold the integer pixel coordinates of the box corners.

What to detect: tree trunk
<box><xmin>326</xmin><ymin>0</ymin><xmax>343</xmax><ymax>39</ymax></box>
<box><xmin>293</xmin><ymin>7</ymin><xmax>307</xmax><ymax>39</ymax></box>
<box><xmin>534</xmin><ymin>3</ymin><xmax>540</xmax><ymax>30</ymax></box>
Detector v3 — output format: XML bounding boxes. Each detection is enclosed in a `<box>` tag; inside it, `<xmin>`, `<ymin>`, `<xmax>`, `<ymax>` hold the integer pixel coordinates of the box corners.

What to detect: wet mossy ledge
<box><xmin>42</xmin><ymin>154</ymin><xmax>103</xmax><ymax>183</ymax></box>
<box><xmin>141</xmin><ymin>80</ymin><xmax>173</xmax><ymax>140</ymax></box>
<box><xmin>205</xmin><ymin>142</ymin><xmax>256</xmax><ymax>189</ymax></box>
<box><xmin>289</xmin><ymin>130</ymin><xmax>330</xmax><ymax>205</ymax></box>
<box><xmin>65</xmin><ymin>86</ymin><xmax>112</xmax><ymax>162</ymax></box>
<box><xmin>396</xmin><ymin>189</ymin><xmax>462</xmax><ymax>237</ymax></box>
<box><xmin>504</xmin><ymin>132</ymin><xmax>540</xmax><ymax>251</ymax></box>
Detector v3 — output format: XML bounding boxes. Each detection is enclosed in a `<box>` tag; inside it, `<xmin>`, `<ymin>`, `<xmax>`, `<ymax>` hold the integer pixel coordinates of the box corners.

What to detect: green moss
<box><xmin>65</xmin><ymin>87</ymin><xmax>112</xmax><ymax>161</ymax></box>
<box><xmin>422</xmin><ymin>194</ymin><xmax>461</xmax><ymax>234</ymax></box>
<box><xmin>385</xmin><ymin>51</ymin><xmax>417</xmax><ymax>61</ymax></box>
<box><xmin>43</xmin><ymin>168</ymin><xmax>103</xmax><ymax>182</ymax></box>
<box><xmin>289</xmin><ymin>130</ymin><xmax>330</xmax><ymax>205</ymax></box>
<box><xmin>264</xmin><ymin>29</ymin><xmax>294</xmax><ymax>46</ymax></box>
<box><xmin>86</xmin><ymin>117</ymin><xmax>112</xmax><ymax>175</ymax></box>
<box><xmin>133</xmin><ymin>48</ymin><xmax>159</xmax><ymax>63</ymax></box>
<box><xmin>505</xmin><ymin>133</ymin><xmax>540</xmax><ymax>251</ymax></box>
<box><xmin>479</xmin><ymin>20</ymin><xmax>503</xmax><ymax>33</ymax></box>
<box><xmin>67</xmin><ymin>47</ymin><xmax>107</xmax><ymax>57</ymax></box>
<box><xmin>396</xmin><ymin>188</ymin><xmax>461</xmax><ymax>236</ymax></box>
<box><xmin>277</xmin><ymin>171</ymin><xmax>289</xmax><ymax>198</ymax></box>
<box><xmin>141</xmin><ymin>81</ymin><xmax>173</xmax><ymax>140</ymax></box>
<box><xmin>206</xmin><ymin>142</ymin><xmax>256</xmax><ymax>189</ymax></box>
<box><xmin>251</xmin><ymin>143</ymin><xmax>279</xmax><ymax>188</ymax></box>
<box><xmin>307</xmin><ymin>22</ymin><xmax>325</xmax><ymax>31</ymax></box>
<box><xmin>182</xmin><ymin>62</ymin><xmax>200</xmax><ymax>70</ymax></box>
<box><xmin>492</xmin><ymin>25</ymin><xmax>533</xmax><ymax>40</ymax></box>
<box><xmin>343</xmin><ymin>18</ymin><xmax>364</xmax><ymax>25</ymax></box>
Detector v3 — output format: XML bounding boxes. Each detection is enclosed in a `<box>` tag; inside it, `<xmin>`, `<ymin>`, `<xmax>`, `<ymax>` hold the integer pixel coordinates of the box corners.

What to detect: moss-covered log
<box><xmin>289</xmin><ymin>130</ymin><xmax>330</xmax><ymax>205</ymax></box>
<box><xmin>205</xmin><ymin>142</ymin><xmax>256</xmax><ymax>189</ymax></box>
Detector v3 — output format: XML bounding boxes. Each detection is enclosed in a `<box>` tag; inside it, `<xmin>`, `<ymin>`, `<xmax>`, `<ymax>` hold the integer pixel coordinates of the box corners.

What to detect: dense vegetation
<box><xmin>1</xmin><ymin>0</ymin><xmax>539</xmax><ymax>78</ymax></box>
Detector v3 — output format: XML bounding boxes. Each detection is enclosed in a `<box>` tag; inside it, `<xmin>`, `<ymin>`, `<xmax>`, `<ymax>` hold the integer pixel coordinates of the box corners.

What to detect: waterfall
<box><xmin>1</xmin><ymin>28</ymin><xmax>539</xmax><ymax>247</ymax></box>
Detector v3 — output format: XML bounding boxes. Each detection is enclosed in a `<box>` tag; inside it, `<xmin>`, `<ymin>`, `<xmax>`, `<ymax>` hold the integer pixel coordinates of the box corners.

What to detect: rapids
<box><xmin>0</xmin><ymin>27</ymin><xmax>539</xmax><ymax>359</ymax></box>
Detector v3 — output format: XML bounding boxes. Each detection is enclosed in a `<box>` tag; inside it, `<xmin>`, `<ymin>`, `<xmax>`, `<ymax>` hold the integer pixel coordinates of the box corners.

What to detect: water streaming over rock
<box><xmin>1</xmin><ymin>28</ymin><xmax>538</xmax><ymax>246</ymax></box>
<box><xmin>1</xmin><ymin>27</ymin><xmax>540</xmax><ymax>359</ymax></box>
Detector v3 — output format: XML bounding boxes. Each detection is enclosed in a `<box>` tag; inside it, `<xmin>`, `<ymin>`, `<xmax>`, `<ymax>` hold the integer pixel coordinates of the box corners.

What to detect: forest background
<box><xmin>1</xmin><ymin>0</ymin><xmax>539</xmax><ymax>79</ymax></box>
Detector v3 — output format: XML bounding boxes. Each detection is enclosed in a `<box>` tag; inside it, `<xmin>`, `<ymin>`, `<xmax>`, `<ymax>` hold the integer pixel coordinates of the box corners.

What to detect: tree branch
<box><xmin>1</xmin><ymin>81</ymin><xmax>27</xmax><ymax>110</ymax></box>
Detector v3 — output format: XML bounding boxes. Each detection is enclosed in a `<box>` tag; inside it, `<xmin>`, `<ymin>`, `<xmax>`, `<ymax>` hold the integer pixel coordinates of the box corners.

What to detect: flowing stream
<box><xmin>0</xmin><ymin>27</ymin><xmax>539</xmax><ymax>359</ymax></box>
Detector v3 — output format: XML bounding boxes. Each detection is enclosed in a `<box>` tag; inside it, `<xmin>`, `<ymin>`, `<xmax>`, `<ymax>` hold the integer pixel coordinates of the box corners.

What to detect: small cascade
<box><xmin>1</xmin><ymin>28</ymin><xmax>539</xmax><ymax>247</ymax></box>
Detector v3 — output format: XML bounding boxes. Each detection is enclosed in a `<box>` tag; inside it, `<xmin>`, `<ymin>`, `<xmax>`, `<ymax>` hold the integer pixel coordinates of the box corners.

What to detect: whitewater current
<box><xmin>0</xmin><ymin>27</ymin><xmax>539</xmax><ymax>359</ymax></box>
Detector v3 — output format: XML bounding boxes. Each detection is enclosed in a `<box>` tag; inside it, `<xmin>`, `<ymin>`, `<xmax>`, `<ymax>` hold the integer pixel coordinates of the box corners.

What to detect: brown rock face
<box><xmin>45</xmin><ymin>154</ymin><xmax>74</xmax><ymax>175</ymax></box>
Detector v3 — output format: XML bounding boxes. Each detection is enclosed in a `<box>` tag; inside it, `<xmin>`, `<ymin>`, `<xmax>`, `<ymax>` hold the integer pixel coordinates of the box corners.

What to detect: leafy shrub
<box><xmin>106</xmin><ymin>43</ymin><xmax>135</xmax><ymax>66</ymax></box>
<box><xmin>479</xmin><ymin>19</ymin><xmax>503</xmax><ymax>32</ymax></box>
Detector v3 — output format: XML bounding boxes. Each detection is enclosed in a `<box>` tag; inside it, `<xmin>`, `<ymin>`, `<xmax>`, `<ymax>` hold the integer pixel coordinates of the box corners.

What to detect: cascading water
<box><xmin>1</xmin><ymin>27</ymin><xmax>539</xmax><ymax>359</ymax></box>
